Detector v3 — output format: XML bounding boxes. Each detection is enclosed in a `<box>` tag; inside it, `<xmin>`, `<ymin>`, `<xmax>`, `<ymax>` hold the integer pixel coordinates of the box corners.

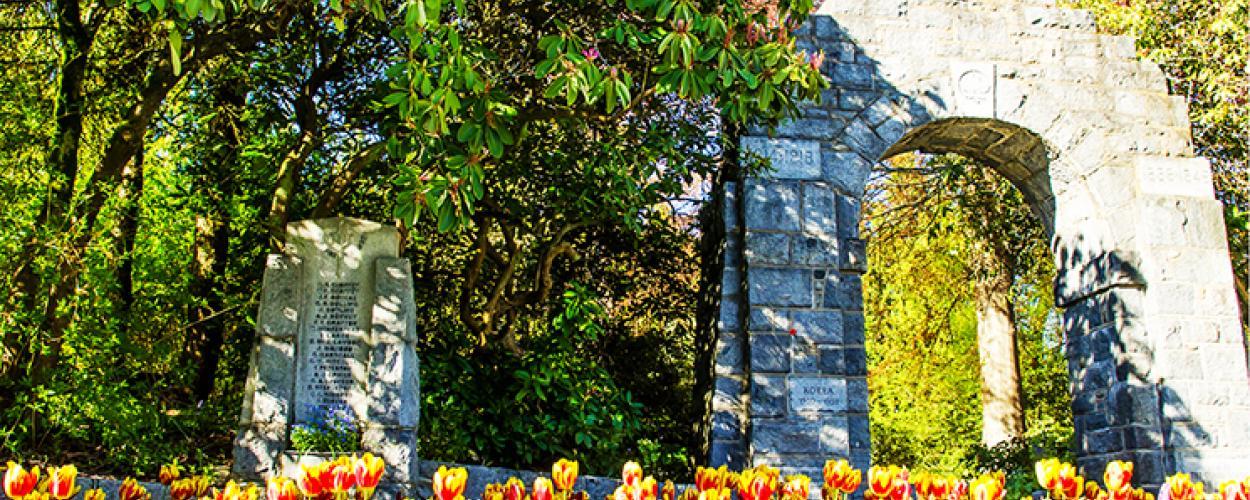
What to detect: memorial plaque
<box><xmin>1135</xmin><ymin>157</ymin><xmax>1215</xmax><ymax>198</ymax></box>
<box><xmin>951</xmin><ymin>62</ymin><xmax>996</xmax><ymax>118</ymax></box>
<box><xmin>236</xmin><ymin>217</ymin><xmax>422</xmax><ymax>491</ymax></box>
<box><xmin>788</xmin><ymin>377</ymin><xmax>847</xmax><ymax>413</ymax></box>
<box><xmin>742</xmin><ymin>137</ymin><xmax>823</xmax><ymax>179</ymax></box>
<box><xmin>298</xmin><ymin>281</ymin><xmax>365</xmax><ymax>419</ymax></box>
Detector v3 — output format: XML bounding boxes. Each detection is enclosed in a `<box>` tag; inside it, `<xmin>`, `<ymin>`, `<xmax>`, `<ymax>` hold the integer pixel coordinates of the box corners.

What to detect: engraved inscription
<box><xmin>788</xmin><ymin>377</ymin><xmax>847</xmax><ymax>413</ymax></box>
<box><xmin>1136</xmin><ymin>157</ymin><xmax>1214</xmax><ymax>198</ymax></box>
<box><xmin>300</xmin><ymin>281</ymin><xmax>362</xmax><ymax>417</ymax></box>
<box><xmin>742</xmin><ymin>137</ymin><xmax>822</xmax><ymax>179</ymax></box>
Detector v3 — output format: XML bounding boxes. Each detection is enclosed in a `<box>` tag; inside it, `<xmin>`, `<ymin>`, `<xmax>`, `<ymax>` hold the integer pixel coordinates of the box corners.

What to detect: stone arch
<box><xmin>708</xmin><ymin>0</ymin><xmax>1248</xmax><ymax>487</ymax></box>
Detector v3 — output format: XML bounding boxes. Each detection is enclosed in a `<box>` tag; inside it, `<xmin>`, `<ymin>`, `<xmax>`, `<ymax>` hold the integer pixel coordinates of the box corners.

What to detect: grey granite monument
<box><xmin>233</xmin><ymin>217</ymin><xmax>420</xmax><ymax>492</ymax></box>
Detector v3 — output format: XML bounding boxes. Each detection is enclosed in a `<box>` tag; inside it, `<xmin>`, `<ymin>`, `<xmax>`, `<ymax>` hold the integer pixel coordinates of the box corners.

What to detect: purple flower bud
<box><xmin>582</xmin><ymin>47</ymin><xmax>600</xmax><ymax>60</ymax></box>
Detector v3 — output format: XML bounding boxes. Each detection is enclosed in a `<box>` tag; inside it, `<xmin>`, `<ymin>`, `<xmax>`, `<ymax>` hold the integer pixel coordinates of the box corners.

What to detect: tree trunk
<box><xmin>115</xmin><ymin>146</ymin><xmax>145</xmax><ymax>318</ymax></box>
<box><xmin>973</xmin><ymin>261</ymin><xmax>1026</xmax><ymax>447</ymax></box>
<box><xmin>265</xmin><ymin>94</ymin><xmax>320</xmax><ymax>249</ymax></box>
<box><xmin>187</xmin><ymin>211</ymin><xmax>231</xmax><ymax>402</ymax></box>
<box><xmin>27</xmin><ymin>4</ymin><xmax>300</xmax><ymax>385</ymax></box>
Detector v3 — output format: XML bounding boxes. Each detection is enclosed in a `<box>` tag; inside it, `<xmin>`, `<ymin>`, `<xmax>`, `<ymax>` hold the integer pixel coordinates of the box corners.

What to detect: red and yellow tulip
<box><xmin>352</xmin><ymin>453</ymin><xmax>384</xmax><ymax>500</ymax></box>
<box><xmin>265</xmin><ymin>477</ymin><xmax>298</xmax><ymax>500</ymax></box>
<box><xmin>738</xmin><ymin>467</ymin><xmax>779</xmax><ymax>500</ymax></box>
<box><xmin>212</xmin><ymin>480</ymin><xmax>258</xmax><ymax>500</ymax></box>
<box><xmin>662</xmin><ymin>480</ymin><xmax>676</xmax><ymax>500</ymax></box>
<box><xmin>534</xmin><ymin>477</ymin><xmax>555</xmax><ymax>500</ymax></box>
<box><xmin>503</xmin><ymin>477</ymin><xmax>525</xmax><ymax>500</ymax></box>
<box><xmin>159</xmin><ymin>463</ymin><xmax>181</xmax><ymax>486</ymax></box>
<box><xmin>1221</xmin><ymin>480</ymin><xmax>1248</xmax><ymax>500</ymax></box>
<box><xmin>782</xmin><ymin>475</ymin><xmax>811</xmax><ymax>500</ymax></box>
<box><xmin>1167</xmin><ymin>473</ymin><xmax>1203</xmax><ymax>500</ymax></box>
<box><xmin>970</xmin><ymin>473</ymin><xmax>1004</xmax><ymax>500</ymax></box>
<box><xmin>867</xmin><ymin>466</ymin><xmax>908</xmax><ymax>500</ymax></box>
<box><xmin>553</xmin><ymin>459</ymin><xmax>579</xmax><ymax>493</ymax></box>
<box><xmin>698</xmin><ymin>488</ymin><xmax>732</xmax><ymax>500</ymax></box>
<box><xmin>823</xmin><ymin>459</ymin><xmax>861</xmax><ymax>498</ymax></box>
<box><xmin>623</xmin><ymin>462</ymin><xmax>644</xmax><ymax>489</ymax></box>
<box><xmin>697</xmin><ymin>467</ymin><xmax>729</xmax><ymax>492</ymax></box>
<box><xmin>484</xmin><ymin>483</ymin><xmax>505</xmax><ymax>500</ymax></box>
<box><xmin>1105</xmin><ymin>461</ymin><xmax>1134</xmax><ymax>500</ymax></box>
<box><xmin>119</xmin><ymin>478</ymin><xmax>151</xmax><ymax>500</ymax></box>
<box><xmin>433</xmin><ymin>466</ymin><xmax>468</xmax><ymax>500</ymax></box>
<box><xmin>4</xmin><ymin>462</ymin><xmax>39</xmax><ymax>500</ymax></box>
<box><xmin>45</xmin><ymin>466</ymin><xmax>77</xmax><ymax>500</ymax></box>
<box><xmin>83</xmin><ymin>489</ymin><xmax>105</xmax><ymax>500</ymax></box>
<box><xmin>296</xmin><ymin>463</ymin><xmax>328</xmax><ymax>499</ymax></box>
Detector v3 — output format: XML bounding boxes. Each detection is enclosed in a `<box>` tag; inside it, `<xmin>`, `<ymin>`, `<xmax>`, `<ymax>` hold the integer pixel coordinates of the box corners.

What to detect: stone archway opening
<box><xmin>863</xmin><ymin>118</ymin><xmax>1069</xmax><ymax>470</ymax></box>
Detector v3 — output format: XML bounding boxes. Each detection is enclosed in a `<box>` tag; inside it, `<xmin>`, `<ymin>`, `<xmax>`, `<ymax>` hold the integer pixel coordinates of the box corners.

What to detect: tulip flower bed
<box><xmin>3</xmin><ymin>457</ymin><xmax>1247</xmax><ymax>500</ymax></box>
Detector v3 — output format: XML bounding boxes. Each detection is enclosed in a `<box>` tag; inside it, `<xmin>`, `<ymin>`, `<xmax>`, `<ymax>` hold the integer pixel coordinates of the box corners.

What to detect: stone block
<box><xmin>1123</xmin><ymin>425</ymin><xmax>1164</xmax><ymax>450</ymax></box>
<box><xmin>803</xmin><ymin>183</ymin><xmax>838</xmax><ymax>242</ymax></box>
<box><xmin>362</xmin><ymin>427</ymin><xmax>420</xmax><ymax>484</ymax></box>
<box><xmin>791</xmin><ymin>310</ymin><xmax>843</xmax><ymax>343</ymax></box>
<box><xmin>843</xmin><ymin>312</ymin><xmax>865</xmax><ymax>344</ymax></box>
<box><xmin>1166</xmin><ymin>422</ymin><xmax>1212</xmax><ymax>449</ymax></box>
<box><xmin>822</xmin><ymin>151</ymin><xmax>871</xmax><ymax>197</ymax></box>
<box><xmin>753</xmin><ymin>421</ymin><xmax>824</xmax><ymax>454</ymax></box>
<box><xmin>745</xmin><ymin>181</ymin><xmax>802</xmax><ymax>232</ymax></box>
<box><xmin>709</xmin><ymin>440</ymin><xmax>747</xmax><ymax>469</ymax></box>
<box><xmin>845</xmin><ymin>348</ymin><xmax>867</xmax><ymax>376</ymax></box>
<box><xmin>840</xmin><ymin>238</ymin><xmax>867</xmax><ymax>272</ymax></box>
<box><xmin>1082</xmin><ymin>428</ymin><xmax>1123</xmax><ymax>454</ymax></box>
<box><xmin>750</xmin><ymin>307</ymin><xmax>791</xmax><ymax>332</ymax></box>
<box><xmin>746</xmin><ymin>232</ymin><xmax>791</xmax><ymax>265</ymax></box>
<box><xmin>836</xmin><ymin>195</ymin><xmax>861</xmax><ymax>239</ymax></box>
<box><xmin>751</xmin><ymin>374</ymin><xmax>787</xmax><ymax>417</ymax></box>
<box><xmin>245</xmin><ymin>336</ymin><xmax>296</xmax><ymax>425</ymax></box>
<box><xmin>719</xmin><ymin>297</ymin><xmax>741</xmax><ymax>333</ymax></box>
<box><xmin>824</xmin><ymin>273</ymin><xmax>864</xmax><ymax>310</ymax></box>
<box><xmin>840</xmin><ymin>119</ymin><xmax>887</xmax><ymax>160</ymax></box>
<box><xmin>849</xmin><ymin>415</ymin><xmax>870</xmax><ymax>450</ymax></box>
<box><xmin>725</xmin><ymin>182</ymin><xmax>740</xmax><ymax>230</ymax></box>
<box><xmin>714</xmin><ymin>331</ymin><xmax>745</xmax><ymax>375</ymax></box>
<box><xmin>793</xmin><ymin>237</ymin><xmax>840</xmax><ymax>266</ymax></box>
<box><xmin>1108</xmin><ymin>384</ymin><xmax>1160</xmax><ymax>427</ymax></box>
<box><xmin>751</xmin><ymin>333</ymin><xmax>792</xmax><ymax>373</ymax></box>
<box><xmin>711</xmin><ymin>411</ymin><xmax>743</xmax><ymax>441</ymax></box>
<box><xmin>819</xmin><ymin>347</ymin><xmax>844</xmax><ymax>375</ymax></box>
<box><xmin>847</xmin><ymin>379</ymin><xmax>869</xmax><ymax>412</ymax></box>
<box><xmin>749</xmin><ymin>268</ymin><xmax>813</xmax><ymax>307</ymax></box>
<box><xmin>792</xmin><ymin>340</ymin><xmax>820</xmax><ymax>373</ymax></box>
<box><xmin>232</xmin><ymin>423</ymin><xmax>286</xmax><ymax>480</ymax></box>
<box><xmin>365</xmin><ymin>340</ymin><xmax>420</xmax><ymax>427</ymax></box>
<box><xmin>714</xmin><ymin>376</ymin><xmax>747</xmax><ymax>410</ymax></box>
<box><xmin>257</xmin><ymin>254</ymin><xmax>302</xmax><ymax>339</ymax></box>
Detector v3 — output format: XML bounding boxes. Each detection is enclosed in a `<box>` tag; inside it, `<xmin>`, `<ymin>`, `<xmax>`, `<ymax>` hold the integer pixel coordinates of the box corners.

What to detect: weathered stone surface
<box><xmin>749</xmin><ymin>268</ymin><xmax>813</xmax><ymax>307</ymax></box>
<box><xmin>745</xmin><ymin>182</ymin><xmax>802</xmax><ymax>231</ymax></box>
<box><xmin>750</xmin><ymin>334</ymin><xmax>791</xmax><ymax>373</ymax></box>
<box><xmin>791</xmin><ymin>310</ymin><xmax>843</xmax><ymax>343</ymax></box>
<box><xmin>751</xmin><ymin>375</ymin><xmax>787</xmax><ymax>417</ymax></box>
<box><xmin>746</xmin><ymin>232</ymin><xmax>791</xmax><ymax>265</ymax></box>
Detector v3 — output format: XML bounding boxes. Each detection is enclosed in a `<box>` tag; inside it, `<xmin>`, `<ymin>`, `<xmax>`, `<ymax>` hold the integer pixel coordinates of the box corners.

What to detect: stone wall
<box><xmin>710</xmin><ymin>0</ymin><xmax>1250</xmax><ymax>488</ymax></box>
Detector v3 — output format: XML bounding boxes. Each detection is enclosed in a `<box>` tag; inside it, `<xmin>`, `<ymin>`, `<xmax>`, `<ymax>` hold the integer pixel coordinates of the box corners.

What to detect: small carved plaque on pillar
<box><xmin>742</xmin><ymin>137</ymin><xmax>823</xmax><ymax>179</ymax></box>
<box><xmin>951</xmin><ymin>62</ymin><xmax>997</xmax><ymax>118</ymax></box>
<box><xmin>788</xmin><ymin>376</ymin><xmax>847</xmax><ymax>413</ymax></box>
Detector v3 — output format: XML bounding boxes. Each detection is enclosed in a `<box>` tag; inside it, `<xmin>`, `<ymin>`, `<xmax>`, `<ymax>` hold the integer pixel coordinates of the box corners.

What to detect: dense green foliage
<box><xmin>0</xmin><ymin>0</ymin><xmax>825</xmax><ymax>480</ymax></box>
<box><xmin>863</xmin><ymin>155</ymin><xmax>1073</xmax><ymax>477</ymax></box>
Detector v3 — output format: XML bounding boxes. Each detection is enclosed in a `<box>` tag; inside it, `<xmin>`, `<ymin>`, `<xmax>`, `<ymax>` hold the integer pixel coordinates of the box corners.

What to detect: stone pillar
<box><xmin>233</xmin><ymin>218</ymin><xmax>420</xmax><ymax>494</ymax></box>
<box><xmin>709</xmin><ymin>131</ymin><xmax>871</xmax><ymax>477</ymax></box>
